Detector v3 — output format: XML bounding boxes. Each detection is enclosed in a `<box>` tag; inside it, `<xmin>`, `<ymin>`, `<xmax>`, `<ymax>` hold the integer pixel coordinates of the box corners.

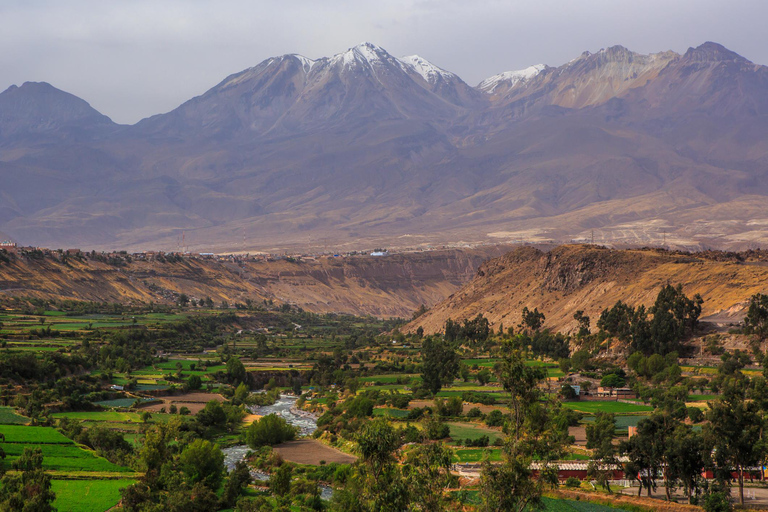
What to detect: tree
<box><xmin>482</xmin><ymin>347</ymin><xmax>564</xmax><ymax>511</ymax></box>
<box><xmin>480</xmin><ymin>453</ymin><xmax>541</xmax><ymax>512</ymax></box>
<box><xmin>178</xmin><ymin>439</ymin><xmax>225</xmax><ymax>489</ymax></box>
<box><xmin>403</xmin><ymin>442</ymin><xmax>458</xmax><ymax>512</ymax></box>
<box><xmin>0</xmin><ymin>447</ymin><xmax>56</xmax><ymax>512</ymax></box>
<box><xmin>667</xmin><ymin>424</ymin><xmax>705</xmax><ymax>504</ymax></box>
<box><xmin>354</xmin><ymin>418</ymin><xmax>409</xmax><ymax>511</ymax></box>
<box><xmin>232</xmin><ymin>382</ymin><xmax>250</xmax><ymax>405</ymax></box>
<box><xmin>621</xmin><ymin>413</ymin><xmax>679</xmax><ymax>499</ymax></box>
<box><xmin>196</xmin><ymin>400</ymin><xmax>227</xmax><ymax>428</ymax></box>
<box><xmin>573</xmin><ymin>310</ymin><xmax>591</xmax><ymax>337</ymax></box>
<box><xmin>706</xmin><ymin>381</ymin><xmax>765</xmax><ymax>507</ymax></box>
<box><xmin>521</xmin><ymin>307</ymin><xmax>545</xmax><ymax>332</ymax></box>
<box><xmin>600</xmin><ymin>373</ymin><xmax>625</xmax><ymax>389</ymax></box>
<box><xmin>227</xmin><ymin>357</ymin><xmax>247</xmax><ymax>385</ymax></box>
<box><xmin>246</xmin><ymin>414</ymin><xmax>297</xmax><ymax>448</ymax></box>
<box><xmin>494</xmin><ymin>349</ymin><xmax>545</xmax><ymax>439</ymax></box>
<box><xmin>420</xmin><ymin>336</ymin><xmax>460</xmax><ymax>395</ymax></box>
<box><xmin>222</xmin><ymin>460</ymin><xmax>252</xmax><ymax>507</ymax></box>
<box><xmin>586</xmin><ymin>412</ymin><xmax>617</xmax><ymax>492</ymax></box>
<box><xmin>744</xmin><ymin>293</ymin><xmax>768</xmax><ymax>340</ymax></box>
<box><xmin>187</xmin><ymin>375</ymin><xmax>202</xmax><ymax>390</ymax></box>
<box><xmin>269</xmin><ymin>463</ymin><xmax>292</xmax><ymax>499</ymax></box>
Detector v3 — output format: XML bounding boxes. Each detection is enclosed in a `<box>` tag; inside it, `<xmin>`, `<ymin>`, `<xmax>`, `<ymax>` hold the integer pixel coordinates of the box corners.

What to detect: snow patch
<box><xmin>292</xmin><ymin>54</ymin><xmax>316</xmax><ymax>73</ymax></box>
<box><xmin>477</xmin><ymin>64</ymin><xmax>546</xmax><ymax>93</ymax></box>
<box><xmin>399</xmin><ymin>55</ymin><xmax>456</xmax><ymax>84</ymax></box>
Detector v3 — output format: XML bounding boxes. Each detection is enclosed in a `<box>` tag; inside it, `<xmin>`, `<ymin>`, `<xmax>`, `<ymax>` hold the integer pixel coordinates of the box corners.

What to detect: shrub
<box><xmin>485</xmin><ymin>410</ymin><xmax>505</xmax><ymax>427</ymax></box>
<box><xmin>565</xmin><ymin>477</ymin><xmax>581</xmax><ymax>488</ymax></box>
<box><xmin>246</xmin><ymin>414</ymin><xmax>297</xmax><ymax>448</ymax></box>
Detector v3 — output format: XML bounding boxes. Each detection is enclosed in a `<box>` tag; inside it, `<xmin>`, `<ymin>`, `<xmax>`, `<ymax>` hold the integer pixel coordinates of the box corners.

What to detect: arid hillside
<box><xmin>407</xmin><ymin>245</ymin><xmax>768</xmax><ymax>334</ymax></box>
<box><xmin>0</xmin><ymin>246</ymin><xmax>512</xmax><ymax>317</ymax></box>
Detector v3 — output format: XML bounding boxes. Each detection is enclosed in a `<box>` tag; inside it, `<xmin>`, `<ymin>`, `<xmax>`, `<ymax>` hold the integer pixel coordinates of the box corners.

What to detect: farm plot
<box><xmin>52</xmin><ymin>479</ymin><xmax>137</xmax><ymax>512</ymax></box>
<box><xmin>273</xmin><ymin>439</ymin><xmax>357</xmax><ymax>465</ymax></box>
<box><xmin>562</xmin><ymin>401</ymin><xmax>652</xmax><ymax>414</ymax></box>
<box><xmin>446</xmin><ymin>422</ymin><xmax>502</xmax><ymax>444</ymax></box>
<box><xmin>0</xmin><ymin>406</ymin><xmax>29</xmax><ymax>424</ymax></box>
<box><xmin>0</xmin><ymin>425</ymin><xmax>132</xmax><ymax>474</ymax></box>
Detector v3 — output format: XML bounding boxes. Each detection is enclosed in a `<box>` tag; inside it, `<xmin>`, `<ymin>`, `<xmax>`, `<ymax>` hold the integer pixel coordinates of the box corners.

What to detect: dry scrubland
<box><xmin>409</xmin><ymin>244</ymin><xmax>768</xmax><ymax>334</ymax></box>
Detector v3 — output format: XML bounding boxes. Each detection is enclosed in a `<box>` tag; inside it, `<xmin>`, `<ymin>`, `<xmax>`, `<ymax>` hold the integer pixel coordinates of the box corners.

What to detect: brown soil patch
<box><xmin>568</xmin><ymin>426</ymin><xmax>587</xmax><ymax>447</ymax></box>
<box><xmin>242</xmin><ymin>414</ymin><xmax>261</xmax><ymax>425</ymax></box>
<box><xmin>139</xmin><ymin>392</ymin><xmax>225</xmax><ymax>415</ymax></box>
<box><xmin>273</xmin><ymin>439</ymin><xmax>357</xmax><ymax>465</ymax></box>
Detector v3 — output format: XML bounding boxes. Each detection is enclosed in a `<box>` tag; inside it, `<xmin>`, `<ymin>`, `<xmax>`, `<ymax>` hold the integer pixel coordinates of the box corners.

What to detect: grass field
<box><xmin>52</xmin><ymin>411</ymin><xmax>144</xmax><ymax>422</ymax></box>
<box><xmin>0</xmin><ymin>425</ymin><xmax>133</xmax><ymax>474</ymax></box>
<box><xmin>373</xmin><ymin>408</ymin><xmax>410</xmax><ymax>418</ymax></box>
<box><xmin>0</xmin><ymin>407</ymin><xmax>29</xmax><ymax>425</ymax></box>
<box><xmin>0</xmin><ymin>425</ymin><xmax>73</xmax><ymax>444</ymax></box>
<box><xmin>447</xmin><ymin>422</ymin><xmax>502</xmax><ymax>443</ymax></box>
<box><xmin>52</xmin><ymin>479</ymin><xmax>136</xmax><ymax>512</ymax></box>
<box><xmin>562</xmin><ymin>401</ymin><xmax>652</xmax><ymax>414</ymax></box>
<box><xmin>539</xmin><ymin>497</ymin><xmax>630</xmax><ymax>511</ymax></box>
<box><xmin>452</xmin><ymin>447</ymin><xmax>503</xmax><ymax>463</ymax></box>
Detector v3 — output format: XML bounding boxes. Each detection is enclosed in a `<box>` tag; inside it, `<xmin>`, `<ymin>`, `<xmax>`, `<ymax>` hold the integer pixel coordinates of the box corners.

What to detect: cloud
<box><xmin>1</xmin><ymin>0</ymin><xmax>765</xmax><ymax>123</ymax></box>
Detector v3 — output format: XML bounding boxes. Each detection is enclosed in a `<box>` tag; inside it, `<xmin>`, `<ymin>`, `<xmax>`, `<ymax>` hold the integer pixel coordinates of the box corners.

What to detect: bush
<box><xmin>464</xmin><ymin>435</ymin><xmax>489</xmax><ymax>447</ymax></box>
<box><xmin>565</xmin><ymin>477</ymin><xmax>581</xmax><ymax>488</ymax></box>
<box><xmin>246</xmin><ymin>414</ymin><xmax>297</xmax><ymax>448</ymax></box>
<box><xmin>687</xmin><ymin>406</ymin><xmax>704</xmax><ymax>423</ymax></box>
<box><xmin>465</xmin><ymin>407</ymin><xmax>484</xmax><ymax>418</ymax></box>
<box><xmin>485</xmin><ymin>410</ymin><xmax>505</xmax><ymax>427</ymax></box>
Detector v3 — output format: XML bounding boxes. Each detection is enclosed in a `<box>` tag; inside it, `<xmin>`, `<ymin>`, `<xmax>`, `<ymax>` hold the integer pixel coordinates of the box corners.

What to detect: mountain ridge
<box><xmin>3</xmin><ymin>41</ymin><xmax>768</xmax><ymax>253</ymax></box>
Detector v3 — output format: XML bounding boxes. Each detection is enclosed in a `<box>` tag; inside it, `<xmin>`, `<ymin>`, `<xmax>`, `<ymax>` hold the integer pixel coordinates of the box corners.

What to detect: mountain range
<box><xmin>2</xmin><ymin>41</ymin><xmax>768</xmax><ymax>252</ymax></box>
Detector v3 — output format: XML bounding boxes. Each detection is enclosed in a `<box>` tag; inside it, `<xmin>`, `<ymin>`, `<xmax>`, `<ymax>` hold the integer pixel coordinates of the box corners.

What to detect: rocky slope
<box><xmin>0</xmin><ymin>246</ymin><xmax>511</xmax><ymax>317</ymax></box>
<box><xmin>406</xmin><ymin>245</ymin><xmax>768</xmax><ymax>334</ymax></box>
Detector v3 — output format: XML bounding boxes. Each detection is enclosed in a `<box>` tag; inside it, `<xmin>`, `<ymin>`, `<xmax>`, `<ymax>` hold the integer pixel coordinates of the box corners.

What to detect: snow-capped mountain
<box><xmin>477</xmin><ymin>64</ymin><xmax>547</xmax><ymax>95</ymax></box>
<box><xmin>4</xmin><ymin>42</ymin><xmax>768</xmax><ymax>253</ymax></box>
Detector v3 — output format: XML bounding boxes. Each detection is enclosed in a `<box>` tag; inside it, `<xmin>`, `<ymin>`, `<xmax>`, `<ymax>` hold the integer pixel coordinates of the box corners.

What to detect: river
<box><xmin>221</xmin><ymin>394</ymin><xmax>332</xmax><ymax>499</ymax></box>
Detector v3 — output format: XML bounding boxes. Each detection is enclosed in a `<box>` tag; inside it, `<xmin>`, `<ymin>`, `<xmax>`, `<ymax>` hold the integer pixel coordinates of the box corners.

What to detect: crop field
<box><xmin>52</xmin><ymin>479</ymin><xmax>137</xmax><ymax>512</ymax></box>
<box><xmin>0</xmin><ymin>406</ymin><xmax>30</xmax><ymax>424</ymax></box>
<box><xmin>562</xmin><ymin>401</ymin><xmax>653</xmax><ymax>414</ymax></box>
<box><xmin>373</xmin><ymin>408</ymin><xmax>410</xmax><ymax>418</ymax></box>
<box><xmin>447</xmin><ymin>422</ymin><xmax>502</xmax><ymax>443</ymax></box>
<box><xmin>0</xmin><ymin>425</ymin><xmax>134</xmax><ymax>474</ymax></box>
<box><xmin>539</xmin><ymin>497</ymin><xmax>630</xmax><ymax>511</ymax></box>
<box><xmin>0</xmin><ymin>425</ymin><xmax>73</xmax><ymax>444</ymax></box>
<box><xmin>453</xmin><ymin>448</ymin><xmax>503</xmax><ymax>463</ymax></box>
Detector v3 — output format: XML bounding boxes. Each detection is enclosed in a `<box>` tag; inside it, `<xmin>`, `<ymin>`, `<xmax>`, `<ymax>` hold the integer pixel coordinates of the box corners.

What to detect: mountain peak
<box><xmin>399</xmin><ymin>54</ymin><xmax>457</xmax><ymax>84</ymax></box>
<box><xmin>329</xmin><ymin>42</ymin><xmax>395</xmax><ymax>68</ymax></box>
<box><xmin>477</xmin><ymin>64</ymin><xmax>546</xmax><ymax>93</ymax></box>
<box><xmin>684</xmin><ymin>42</ymin><xmax>749</xmax><ymax>63</ymax></box>
<box><xmin>0</xmin><ymin>81</ymin><xmax>115</xmax><ymax>135</ymax></box>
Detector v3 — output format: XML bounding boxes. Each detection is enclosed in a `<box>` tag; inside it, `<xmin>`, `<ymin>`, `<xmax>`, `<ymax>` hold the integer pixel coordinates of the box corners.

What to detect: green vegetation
<box><xmin>0</xmin><ymin>280</ymin><xmax>762</xmax><ymax>510</ymax></box>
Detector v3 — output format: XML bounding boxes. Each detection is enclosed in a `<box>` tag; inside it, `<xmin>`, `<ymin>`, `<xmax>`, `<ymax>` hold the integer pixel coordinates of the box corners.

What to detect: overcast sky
<box><xmin>1</xmin><ymin>0</ymin><xmax>765</xmax><ymax>124</ymax></box>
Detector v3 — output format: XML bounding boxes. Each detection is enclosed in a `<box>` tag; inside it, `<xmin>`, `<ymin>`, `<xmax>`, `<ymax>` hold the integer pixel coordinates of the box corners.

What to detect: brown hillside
<box><xmin>406</xmin><ymin>245</ymin><xmax>768</xmax><ymax>334</ymax></box>
<box><xmin>0</xmin><ymin>246</ymin><xmax>512</xmax><ymax>317</ymax></box>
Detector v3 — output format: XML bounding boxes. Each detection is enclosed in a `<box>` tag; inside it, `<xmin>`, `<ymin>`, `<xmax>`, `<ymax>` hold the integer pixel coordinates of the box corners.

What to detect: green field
<box><xmin>0</xmin><ymin>425</ymin><xmax>73</xmax><ymax>444</ymax></box>
<box><xmin>0</xmin><ymin>425</ymin><xmax>133</xmax><ymax>474</ymax></box>
<box><xmin>52</xmin><ymin>479</ymin><xmax>137</xmax><ymax>512</ymax></box>
<box><xmin>562</xmin><ymin>401</ymin><xmax>652</xmax><ymax>414</ymax></box>
<box><xmin>447</xmin><ymin>422</ymin><xmax>502</xmax><ymax>443</ymax></box>
<box><xmin>373</xmin><ymin>408</ymin><xmax>410</xmax><ymax>418</ymax></box>
<box><xmin>52</xmin><ymin>411</ymin><xmax>144</xmax><ymax>422</ymax></box>
<box><xmin>0</xmin><ymin>407</ymin><xmax>29</xmax><ymax>425</ymax></box>
<box><xmin>453</xmin><ymin>447</ymin><xmax>503</xmax><ymax>463</ymax></box>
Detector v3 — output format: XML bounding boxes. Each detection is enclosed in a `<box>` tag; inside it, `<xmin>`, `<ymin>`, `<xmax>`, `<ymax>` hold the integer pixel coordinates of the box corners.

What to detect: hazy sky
<box><xmin>2</xmin><ymin>0</ymin><xmax>765</xmax><ymax>124</ymax></box>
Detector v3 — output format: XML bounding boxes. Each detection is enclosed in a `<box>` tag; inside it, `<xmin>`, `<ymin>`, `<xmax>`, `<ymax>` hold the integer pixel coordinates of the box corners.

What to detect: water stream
<box><xmin>222</xmin><ymin>394</ymin><xmax>332</xmax><ymax>499</ymax></box>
